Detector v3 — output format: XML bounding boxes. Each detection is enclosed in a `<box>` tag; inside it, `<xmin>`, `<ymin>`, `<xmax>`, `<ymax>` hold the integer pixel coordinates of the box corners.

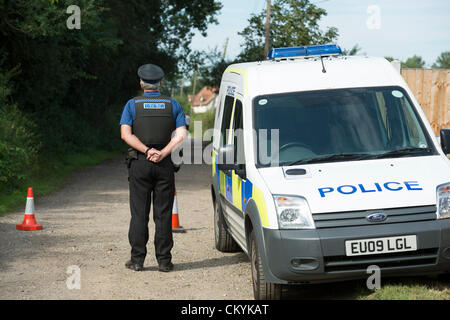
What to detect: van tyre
<box><xmin>214</xmin><ymin>201</ymin><xmax>240</xmax><ymax>252</ymax></box>
<box><xmin>250</xmin><ymin>230</ymin><xmax>282</xmax><ymax>300</ymax></box>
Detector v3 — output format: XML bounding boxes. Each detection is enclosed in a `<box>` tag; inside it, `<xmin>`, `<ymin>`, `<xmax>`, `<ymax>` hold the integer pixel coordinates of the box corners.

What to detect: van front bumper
<box><xmin>263</xmin><ymin>219</ymin><xmax>450</xmax><ymax>284</ymax></box>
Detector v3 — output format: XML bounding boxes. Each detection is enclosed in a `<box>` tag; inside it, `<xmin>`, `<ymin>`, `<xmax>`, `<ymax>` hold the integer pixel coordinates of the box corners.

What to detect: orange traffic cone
<box><xmin>172</xmin><ymin>187</ymin><xmax>185</xmax><ymax>233</ymax></box>
<box><xmin>16</xmin><ymin>188</ymin><xmax>43</xmax><ymax>231</ymax></box>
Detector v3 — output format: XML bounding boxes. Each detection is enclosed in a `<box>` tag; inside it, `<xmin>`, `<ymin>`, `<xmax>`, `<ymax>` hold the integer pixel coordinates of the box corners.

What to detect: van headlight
<box><xmin>273</xmin><ymin>195</ymin><xmax>315</xmax><ymax>229</ymax></box>
<box><xmin>437</xmin><ymin>183</ymin><xmax>450</xmax><ymax>219</ymax></box>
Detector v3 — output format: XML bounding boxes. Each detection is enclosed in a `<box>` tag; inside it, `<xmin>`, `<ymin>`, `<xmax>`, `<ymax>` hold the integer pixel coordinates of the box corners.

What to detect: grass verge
<box><xmin>283</xmin><ymin>275</ymin><xmax>450</xmax><ymax>300</ymax></box>
<box><xmin>356</xmin><ymin>276</ymin><xmax>450</xmax><ymax>300</ymax></box>
<box><xmin>0</xmin><ymin>148</ymin><xmax>122</xmax><ymax>216</ymax></box>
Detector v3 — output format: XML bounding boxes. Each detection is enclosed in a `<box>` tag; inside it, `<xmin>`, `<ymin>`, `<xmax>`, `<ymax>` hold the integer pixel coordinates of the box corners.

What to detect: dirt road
<box><xmin>0</xmin><ymin>141</ymin><xmax>254</xmax><ymax>300</ymax></box>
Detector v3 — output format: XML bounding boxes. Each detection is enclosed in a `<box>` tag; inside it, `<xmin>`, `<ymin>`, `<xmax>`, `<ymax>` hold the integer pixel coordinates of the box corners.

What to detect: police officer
<box><xmin>120</xmin><ymin>64</ymin><xmax>186</xmax><ymax>272</ymax></box>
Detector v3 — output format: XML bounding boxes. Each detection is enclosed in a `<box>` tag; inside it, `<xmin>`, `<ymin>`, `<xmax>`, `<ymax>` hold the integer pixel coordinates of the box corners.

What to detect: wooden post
<box><xmin>192</xmin><ymin>71</ymin><xmax>197</xmax><ymax>96</ymax></box>
<box><xmin>222</xmin><ymin>37</ymin><xmax>229</xmax><ymax>61</ymax></box>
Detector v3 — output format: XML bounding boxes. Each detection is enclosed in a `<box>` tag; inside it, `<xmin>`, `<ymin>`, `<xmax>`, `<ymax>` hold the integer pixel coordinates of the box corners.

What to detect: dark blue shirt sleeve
<box><xmin>171</xmin><ymin>99</ymin><xmax>187</xmax><ymax>128</ymax></box>
<box><xmin>119</xmin><ymin>99</ymin><xmax>135</xmax><ymax>125</ymax></box>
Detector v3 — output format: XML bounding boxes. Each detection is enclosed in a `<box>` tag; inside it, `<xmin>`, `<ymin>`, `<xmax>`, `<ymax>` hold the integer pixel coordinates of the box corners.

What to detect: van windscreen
<box><xmin>253</xmin><ymin>86</ymin><xmax>436</xmax><ymax>167</ymax></box>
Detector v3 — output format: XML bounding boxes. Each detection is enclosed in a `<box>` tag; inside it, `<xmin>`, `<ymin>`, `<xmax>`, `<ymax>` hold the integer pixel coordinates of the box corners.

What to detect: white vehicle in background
<box><xmin>210</xmin><ymin>44</ymin><xmax>450</xmax><ymax>299</ymax></box>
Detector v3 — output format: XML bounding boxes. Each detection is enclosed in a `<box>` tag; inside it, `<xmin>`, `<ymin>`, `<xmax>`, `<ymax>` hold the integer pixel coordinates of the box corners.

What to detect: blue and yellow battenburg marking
<box><xmin>212</xmin><ymin>151</ymin><xmax>268</xmax><ymax>227</ymax></box>
<box><xmin>213</xmin><ymin>151</ymin><xmax>251</xmax><ymax>211</ymax></box>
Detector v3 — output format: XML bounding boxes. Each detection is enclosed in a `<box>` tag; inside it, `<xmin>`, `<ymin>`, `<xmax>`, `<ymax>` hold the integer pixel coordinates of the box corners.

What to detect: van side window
<box><xmin>220</xmin><ymin>95</ymin><xmax>235</xmax><ymax>146</ymax></box>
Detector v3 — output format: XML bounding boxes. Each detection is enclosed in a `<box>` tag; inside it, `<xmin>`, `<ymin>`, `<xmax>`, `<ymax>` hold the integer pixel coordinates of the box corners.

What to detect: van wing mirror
<box><xmin>440</xmin><ymin>129</ymin><xmax>450</xmax><ymax>155</ymax></box>
<box><xmin>217</xmin><ymin>145</ymin><xmax>236</xmax><ymax>171</ymax></box>
<box><xmin>217</xmin><ymin>145</ymin><xmax>247</xmax><ymax>179</ymax></box>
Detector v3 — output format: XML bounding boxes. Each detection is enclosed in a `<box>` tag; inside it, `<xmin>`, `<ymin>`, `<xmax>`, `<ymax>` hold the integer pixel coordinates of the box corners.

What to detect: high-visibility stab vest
<box><xmin>132</xmin><ymin>94</ymin><xmax>176</xmax><ymax>147</ymax></box>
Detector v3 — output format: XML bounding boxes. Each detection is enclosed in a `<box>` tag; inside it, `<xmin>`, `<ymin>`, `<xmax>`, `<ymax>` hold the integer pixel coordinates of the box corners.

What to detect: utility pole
<box><xmin>264</xmin><ymin>0</ymin><xmax>271</xmax><ymax>58</ymax></box>
<box><xmin>192</xmin><ymin>71</ymin><xmax>197</xmax><ymax>96</ymax></box>
<box><xmin>221</xmin><ymin>37</ymin><xmax>229</xmax><ymax>61</ymax></box>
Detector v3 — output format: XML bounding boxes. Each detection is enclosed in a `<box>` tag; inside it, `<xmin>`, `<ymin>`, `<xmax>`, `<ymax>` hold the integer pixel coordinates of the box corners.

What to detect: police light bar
<box><xmin>267</xmin><ymin>44</ymin><xmax>342</xmax><ymax>59</ymax></box>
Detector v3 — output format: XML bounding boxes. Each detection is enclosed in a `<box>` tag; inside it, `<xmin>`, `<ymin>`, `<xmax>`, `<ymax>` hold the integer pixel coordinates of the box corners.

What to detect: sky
<box><xmin>190</xmin><ymin>0</ymin><xmax>450</xmax><ymax>66</ymax></box>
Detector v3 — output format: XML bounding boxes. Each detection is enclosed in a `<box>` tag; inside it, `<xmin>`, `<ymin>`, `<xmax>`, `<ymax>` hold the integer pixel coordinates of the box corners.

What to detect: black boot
<box><xmin>158</xmin><ymin>261</ymin><xmax>174</xmax><ymax>272</ymax></box>
<box><xmin>125</xmin><ymin>260</ymin><xmax>144</xmax><ymax>271</ymax></box>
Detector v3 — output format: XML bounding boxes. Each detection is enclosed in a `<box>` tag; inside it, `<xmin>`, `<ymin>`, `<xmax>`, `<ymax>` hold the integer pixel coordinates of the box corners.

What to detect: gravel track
<box><xmin>0</xmin><ymin>149</ymin><xmax>253</xmax><ymax>300</ymax></box>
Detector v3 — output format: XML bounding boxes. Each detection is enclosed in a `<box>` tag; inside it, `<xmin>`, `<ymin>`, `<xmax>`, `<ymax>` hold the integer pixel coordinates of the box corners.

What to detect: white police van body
<box><xmin>210</xmin><ymin>44</ymin><xmax>450</xmax><ymax>300</ymax></box>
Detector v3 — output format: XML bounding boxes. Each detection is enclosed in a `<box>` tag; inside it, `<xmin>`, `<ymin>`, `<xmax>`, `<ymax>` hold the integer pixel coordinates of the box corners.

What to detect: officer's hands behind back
<box><xmin>146</xmin><ymin>148</ymin><xmax>165</xmax><ymax>163</ymax></box>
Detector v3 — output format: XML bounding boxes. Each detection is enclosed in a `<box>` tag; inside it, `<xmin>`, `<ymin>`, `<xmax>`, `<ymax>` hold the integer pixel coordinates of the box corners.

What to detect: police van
<box><xmin>210</xmin><ymin>44</ymin><xmax>450</xmax><ymax>300</ymax></box>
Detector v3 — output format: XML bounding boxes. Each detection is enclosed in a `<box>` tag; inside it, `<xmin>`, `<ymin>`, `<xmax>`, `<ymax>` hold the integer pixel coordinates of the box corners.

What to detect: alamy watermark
<box><xmin>366</xmin><ymin>265</ymin><xmax>381</xmax><ymax>290</ymax></box>
<box><xmin>170</xmin><ymin>121</ymin><xmax>280</xmax><ymax>167</ymax></box>
<box><xmin>66</xmin><ymin>5</ymin><xmax>81</xmax><ymax>30</ymax></box>
<box><xmin>66</xmin><ymin>265</ymin><xmax>81</xmax><ymax>290</ymax></box>
<box><xmin>366</xmin><ymin>4</ymin><xmax>381</xmax><ymax>30</ymax></box>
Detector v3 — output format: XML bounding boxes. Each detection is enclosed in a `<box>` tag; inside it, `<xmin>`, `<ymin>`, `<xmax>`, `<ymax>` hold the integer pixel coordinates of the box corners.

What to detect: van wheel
<box><xmin>250</xmin><ymin>230</ymin><xmax>282</xmax><ymax>300</ymax></box>
<box><xmin>214</xmin><ymin>201</ymin><xmax>240</xmax><ymax>252</ymax></box>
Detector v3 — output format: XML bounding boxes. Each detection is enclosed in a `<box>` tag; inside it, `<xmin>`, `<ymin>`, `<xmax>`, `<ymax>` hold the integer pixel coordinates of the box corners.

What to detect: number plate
<box><xmin>345</xmin><ymin>235</ymin><xmax>417</xmax><ymax>256</ymax></box>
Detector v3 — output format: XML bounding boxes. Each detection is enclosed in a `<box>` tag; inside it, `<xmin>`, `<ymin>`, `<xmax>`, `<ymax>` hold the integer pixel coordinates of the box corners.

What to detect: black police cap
<box><xmin>137</xmin><ymin>64</ymin><xmax>165</xmax><ymax>84</ymax></box>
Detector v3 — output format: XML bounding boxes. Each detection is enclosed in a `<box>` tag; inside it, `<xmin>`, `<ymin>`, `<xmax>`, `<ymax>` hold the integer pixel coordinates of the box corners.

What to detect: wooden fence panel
<box><xmin>402</xmin><ymin>68</ymin><xmax>450</xmax><ymax>135</ymax></box>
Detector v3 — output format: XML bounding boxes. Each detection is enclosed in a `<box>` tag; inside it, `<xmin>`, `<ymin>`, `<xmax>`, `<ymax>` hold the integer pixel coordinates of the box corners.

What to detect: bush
<box><xmin>172</xmin><ymin>94</ymin><xmax>192</xmax><ymax>116</ymax></box>
<box><xmin>189</xmin><ymin>109</ymin><xmax>216</xmax><ymax>141</ymax></box>
<box><xmin>0</xmin><ymin>104</ymin><xmax>40</xmax><ymax>191</ymax></box>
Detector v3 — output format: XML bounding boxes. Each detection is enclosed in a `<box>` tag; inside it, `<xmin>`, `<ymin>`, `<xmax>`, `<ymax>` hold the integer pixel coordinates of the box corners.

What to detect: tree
<box><xmin>195</xmin><ymin>48</ymin><xmax>234</xmax><ymax>89</ymax></box>
<box><xmin>104</xmin><ymin>0</ymin><xmax>222</xmax><ymax>98</ymax></box>
<box><xmin>342</xmin><ymin>44</ymin><xmax>363</xmax><ymax>56</ymax></box>
<box><xmin>432</xmin><ymin>51</ymin><xmax>450</xmax><ymax>69</ymax></box>
<box><xmin>402</xmin><ymin>55</ymin><xmax>426</xmax><ymax>68</ymax></box>
<box><xmin>0</xmin><ymin>0</ymin><xmax>222</xmax><ymax>189</ymax></box>
<box><xmin>237</xmin><ymin>0</ymin><xmax>339</xmax><ymax>62</ymax></box>
<box><xmin>0</xmin><ymin>0</ymin><xmax>222</xmax><ymax>128</ymax></box>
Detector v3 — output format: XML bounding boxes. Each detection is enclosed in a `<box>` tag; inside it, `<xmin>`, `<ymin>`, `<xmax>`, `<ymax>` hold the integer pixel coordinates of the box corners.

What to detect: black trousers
<box><xmin>128</xmin><ymin>156</ymin><xmax>175</xmax><ymax>265</ymax></box>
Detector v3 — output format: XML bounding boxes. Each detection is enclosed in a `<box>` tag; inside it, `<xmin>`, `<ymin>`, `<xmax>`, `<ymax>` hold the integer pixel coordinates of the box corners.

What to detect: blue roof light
<box><xmin>267</xmin><ymin>46</ymin><xmax>307</xmax><ymax>59</ymax></box>
<box><xmin>267</xmin><ymin>44</ymin><xmax>342</xmax><ymax>59</ymax></box>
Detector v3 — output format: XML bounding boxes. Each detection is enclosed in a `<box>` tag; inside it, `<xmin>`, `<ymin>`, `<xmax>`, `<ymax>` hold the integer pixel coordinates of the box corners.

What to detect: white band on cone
<box><xmin>172</xmin><ymin>195</ymin><xmax>178</xmax><ymax>214</ymax></box>
<box><xmin>25</xmin><ymin>198</ymin><xmax>35</xmax><ymax>215</ymax></box>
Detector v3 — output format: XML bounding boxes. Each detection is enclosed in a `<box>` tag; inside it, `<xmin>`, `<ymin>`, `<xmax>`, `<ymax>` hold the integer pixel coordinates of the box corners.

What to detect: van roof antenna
<box><xmin>320</xmin><ymin>56</ymin><xmax>327</xmax><ymax>73</ymax></box>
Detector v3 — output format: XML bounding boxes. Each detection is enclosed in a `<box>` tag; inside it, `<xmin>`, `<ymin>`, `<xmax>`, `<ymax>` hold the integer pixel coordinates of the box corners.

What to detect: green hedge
<box><xmin>0</xmin><ymin>104</ymin><xmax>39</xmax><ymax>191</ymax></box>
<box><xmin>0</xmin><ymin>1</ymin><xmax>221</xmax><ymax>212</ymax></box>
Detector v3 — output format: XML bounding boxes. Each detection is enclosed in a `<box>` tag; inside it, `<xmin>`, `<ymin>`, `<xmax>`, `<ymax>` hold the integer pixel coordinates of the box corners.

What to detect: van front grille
<box><xmin>323</xmin><ymin>248</ymin><xmax>439</xmax><ymax>273</ymax></box>
<box><xmin>312</xmin><ymin>205</ymin><xmax>436</xmax><ymax>229</ymax></box>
